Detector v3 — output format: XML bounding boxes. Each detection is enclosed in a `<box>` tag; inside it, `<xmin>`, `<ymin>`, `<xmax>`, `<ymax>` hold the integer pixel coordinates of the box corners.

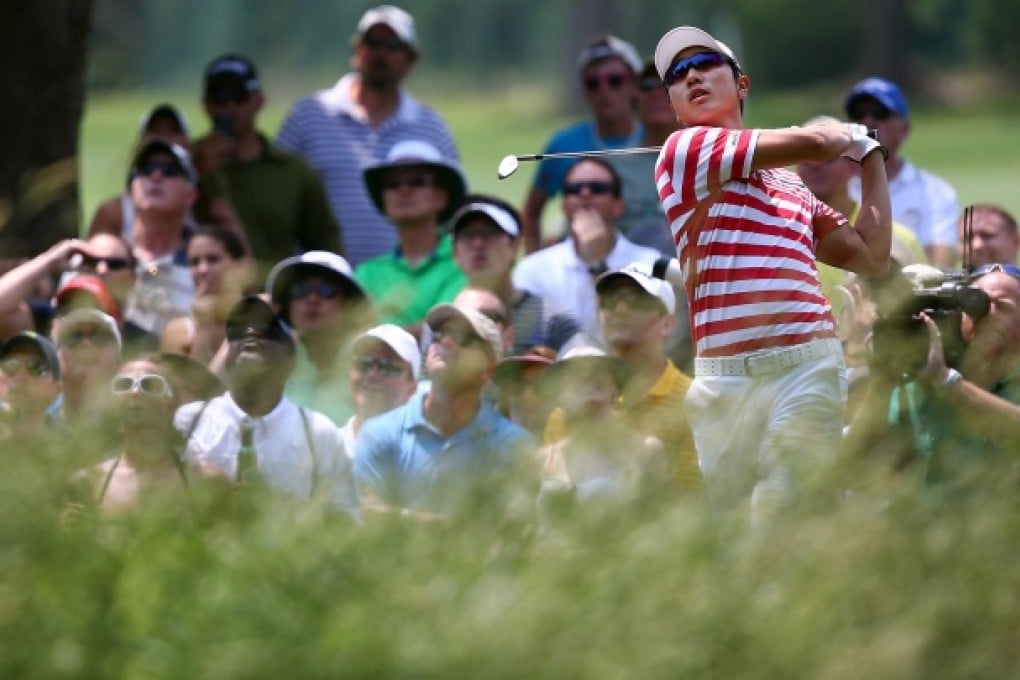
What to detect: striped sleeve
<box><xmin>656</xmin><ymin>126</ymin><xmax>759</xmax><ymax>207</ymax></box>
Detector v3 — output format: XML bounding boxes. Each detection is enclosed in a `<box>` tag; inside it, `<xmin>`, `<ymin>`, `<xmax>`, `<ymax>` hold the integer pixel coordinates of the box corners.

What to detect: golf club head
<box><xmin>497</xmin><ymin>155</ymin><xmax>519</xmax><ymax>180</ymax></box>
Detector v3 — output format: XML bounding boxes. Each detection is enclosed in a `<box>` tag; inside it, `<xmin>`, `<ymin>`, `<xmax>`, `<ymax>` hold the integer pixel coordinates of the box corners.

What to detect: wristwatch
<box><xmin>940</xmin><ymin>368</ymin><xmax>964</xmax><ymax>389</ymax></box>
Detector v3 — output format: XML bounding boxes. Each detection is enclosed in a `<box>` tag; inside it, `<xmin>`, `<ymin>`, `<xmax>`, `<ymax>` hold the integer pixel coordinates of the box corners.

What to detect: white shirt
<box><xmin>174</xmin><ymin>392</ymin><xmax>359</xmax><ymax>519</ymax></box>
<box><xmin>124</xmin><ymin>251</ymin><xmax>195</xmax><ymax>335</ymax></box>
<box><xmin>512</xmin><ymin>232</ymin><xmax>662</xmax><ymax>342</ymax></box>
<box><xmin>849</xmin><ymin>158</ymin><xmax>959</xmax><ymax>250</ymax></box>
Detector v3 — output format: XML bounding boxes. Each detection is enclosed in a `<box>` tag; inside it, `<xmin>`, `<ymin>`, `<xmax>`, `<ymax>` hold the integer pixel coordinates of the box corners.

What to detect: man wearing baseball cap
<box><xmin>340</xmin><ymin>323</ymin><xmax>420</xmax><ymax>459</ymax></box>
<box><xmin>595</xmin><ymin>263</ymin><xmax>701</xmax><ymax>493</ymax></box>
<box><xmin>193</xmin><ymin>54</ymin><xmax>341</xmax><ymax>279</ymax></box>
<box><xmin>276</xmin><ymin>5</ymin><xmax>460</xmax><ymax>266</ymax></box>
<box><xmin>653</xmin><ymin>26</ymin><xmax>892</xmax><ymax>524</ymax></box>
<box><xmin>845</xmin><ymin>77</ymin><xmax>960</xmax><ymax>268</ymax></box>
<box><xmin>520</xmin><ymin>33</ymin><xmax>645</xmax><ymax>255</ymax></box>
<box><xmin>451</xmin><ymin>193</ymin><xmax>580</xmax><ymax>355</ymax></box>
<box><xmin>354</xmin><ymin>302</ymin><xmax>535</xmax><ymax>519</ymax></box>
<box><xmin>267</xmin><ymin>250</ymin><xmax>372</xmax><ymax>426</ymax></box>
<box><xmin>0</xmin><ymin>332</ymin><xmax>62</xmax><ymax>445</ymax></box>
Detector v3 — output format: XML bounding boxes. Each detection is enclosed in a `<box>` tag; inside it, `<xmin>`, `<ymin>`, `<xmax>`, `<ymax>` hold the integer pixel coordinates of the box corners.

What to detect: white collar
<box><xmin>315</xmin><ymin>73</ymin><xmax>423</xmax><ymax>124</ymax></box>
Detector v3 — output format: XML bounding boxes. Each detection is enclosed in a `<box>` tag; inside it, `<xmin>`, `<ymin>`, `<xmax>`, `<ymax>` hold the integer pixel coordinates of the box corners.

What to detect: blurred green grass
<box><xmin>80</xmin><ymin>84</ymin><xmax>1020</xmax><ymax>232</ymax></box>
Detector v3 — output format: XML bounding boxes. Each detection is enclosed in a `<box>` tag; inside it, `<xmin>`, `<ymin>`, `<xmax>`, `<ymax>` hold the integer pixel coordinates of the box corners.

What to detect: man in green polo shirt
<box><xmin>192</xmin><ymin>54</ymin><xmax>342</xmax><ymax>279</ymax></box>
<box><xmin>355</xmin><ymin>140</ymin><xmax>467</xmax><ymax>335</ymax></box>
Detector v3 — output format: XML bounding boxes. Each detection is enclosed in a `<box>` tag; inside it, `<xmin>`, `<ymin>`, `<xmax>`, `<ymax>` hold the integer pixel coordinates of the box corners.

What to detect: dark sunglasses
<box><xmin>584</xmin><ymin>72</ymin><xmax>628</xmax><ymax>92</ymax></box>
<box><xmin>847</xmin><ymin>101</ymin><xmax>894</xmax><ymax>122</ymax></box>
<box><xmin>0</xmin><ymin>357</ymin><xmax>52</xmax><ymax>378</ymax></box>
<box><xmin>290</xmin><ymin>280</ymin><xmax>343</xmax><ymax>300</ymax></box>
<box><xmin>62</xmin><ymin>328</ymin><xmax>117</xmax><ymax>348</ymax></box>
<box><xmin>382</xmin><ymin>173</ymin><xmax>433</xmax><ymax>191</ymax></box>
<box><xmin>563</xmin><ymin>180</ymin><xmax>614</xmax><ymax>197</ymax></box>
<box><xmin>207</xmin><ymin>89</ymin><xmax>250</xmax><ymax>104</ymax></box>
<box><xmin>112</xmin><ymin>373</ymin><xmax>173</xmax><ymax>398</ymax></box>
<box><xmin>972</xmin><ymin>263</ymin><xmax>1020</xmax><ymax>282</ymax></box>
<box><xmin>78</xmin><ymin>255</ymin><xmax>132</xmax><ymax>271</ymax></box>
<box><xmin>639</xmin><ymin>77</ymin><xmax>664</xmax><ymax>92</ymax></box>
<box><xmin>226</xmin><ymin>323</ymin><xmax>288</xmax><ymax>344</ymax></box>
<box><xmin>598</xmin><ymin>287</ymin><xmax>665</xmax><ymax>313</ymax></box>
<box><xmin>663</xmin><ymin>51</ymin><xmax>731</xmax><ymax>87</ymax></box>
<box><xmin>134</xmin><ymin>160</ymin><xmax>187</xmax><ymax>179</ymax></box>
<box><xmin>362</xmin><ymin>34</ymin><xmax>407</xmax><ymax>51</ymax></box>
<box><xmin>352</xmin><ymin>356</ymin><xmax>407</xmax><ymax>377</ymax></box>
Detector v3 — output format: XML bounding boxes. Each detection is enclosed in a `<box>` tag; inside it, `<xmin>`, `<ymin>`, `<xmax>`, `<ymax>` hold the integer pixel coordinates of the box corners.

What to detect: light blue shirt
<box><xmin>354</xmin><ymin>390</ymin><xmax>535</xmax><ymax>513</ymax></box>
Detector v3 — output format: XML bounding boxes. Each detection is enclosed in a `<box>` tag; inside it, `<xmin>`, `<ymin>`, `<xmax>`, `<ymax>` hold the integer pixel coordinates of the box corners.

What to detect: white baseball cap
<box><xmin>450</xmin><ymin>199</ymin><xmax>521</xmax><ymax>239</ymax></box>
<box><xmin>354</xmin><ymin>5</ymin><xmax>417</xmax><ymax>50</ymax></box>
<box><xmin>55</xmin><ymin>308</ymin><xmax>123</xmax><ymax>352</ymax></box>
<box><xmin>352</xmin><ymin>323</ymin><xmax>422</xmax><ymax>380</ymax></box>
<box><xmin>425</xmin><ymin>303</ymin><xmax>504</xmax><ymax>362</ymax></box>
<box><xmin>577</xmin><ymin>34</ymin><xmax>642</xmax><ymax>75</ymax></box>
<box><xmin>654</xmin><ymin>26</ymin><xmax>742</xmax><ymax>80</ymax></box>
<box><xmin>595</xmin><ymin>261</ymin><xmax>676</xmax><ymax>315</ymax></box>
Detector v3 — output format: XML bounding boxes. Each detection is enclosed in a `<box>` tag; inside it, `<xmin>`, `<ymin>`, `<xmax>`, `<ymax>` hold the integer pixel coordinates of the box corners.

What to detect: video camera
<box><xmin>870</xmin><ymin>266</ymin><xmax>990</xmax><ymax>382</ymax></box>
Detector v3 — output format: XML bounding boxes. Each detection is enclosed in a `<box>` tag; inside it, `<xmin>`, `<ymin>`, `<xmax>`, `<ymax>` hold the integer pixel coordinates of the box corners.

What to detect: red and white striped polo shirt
<box><xmin>655</xmin><ymin>126</ymin><xmax>846</xmax><ymax>358</ymax></box>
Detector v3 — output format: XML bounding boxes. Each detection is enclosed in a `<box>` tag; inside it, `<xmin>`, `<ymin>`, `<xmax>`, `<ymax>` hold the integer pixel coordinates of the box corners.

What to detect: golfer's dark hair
<box><xmin>563</xmin><ymin>157</ymin><xmax>623</xmax><ymax>198</ymax></box>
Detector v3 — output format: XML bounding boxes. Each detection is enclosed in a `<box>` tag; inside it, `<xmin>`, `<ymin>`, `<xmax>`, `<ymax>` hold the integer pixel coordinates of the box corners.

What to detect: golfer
<box><xmin>653</xmin><ymin>27</ymin><xmax>891</xmax><ymax>523</ymax></box>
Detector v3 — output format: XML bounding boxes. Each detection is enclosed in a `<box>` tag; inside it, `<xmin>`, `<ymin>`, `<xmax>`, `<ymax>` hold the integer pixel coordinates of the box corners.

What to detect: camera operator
<box><xmin>847</xmin><ymin>264</ymin><xmax>1020</xmax><ymax>489</ymax></box>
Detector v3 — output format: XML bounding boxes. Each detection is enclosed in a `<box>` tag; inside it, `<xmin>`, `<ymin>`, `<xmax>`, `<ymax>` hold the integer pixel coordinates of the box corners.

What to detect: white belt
<box><xmin>694</xmin><ymin>338</ymin><xmax>842</xmax><ymax>377</ymax></box>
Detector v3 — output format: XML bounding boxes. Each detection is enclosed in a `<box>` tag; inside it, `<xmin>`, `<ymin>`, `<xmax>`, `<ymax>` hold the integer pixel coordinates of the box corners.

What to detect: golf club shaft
<box><xmin>517</xmin><ymin>146</ymin><xmax>662</xmax><ymax>162</ymax></box>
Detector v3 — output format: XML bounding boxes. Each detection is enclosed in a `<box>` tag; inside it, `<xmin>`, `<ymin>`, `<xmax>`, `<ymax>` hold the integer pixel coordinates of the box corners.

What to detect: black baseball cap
<box><xmin>127</xmin><ymin>138</ymin><xmax>198</xmax><ymax>186</ymax></box>
<box><xmin>225</xmin><ymin>296</ymin><xmax>295</xmax><ymax>350</ymax></box>
<box><xmin>204</xmin><ymin>54</ymin><xmax>261</xmax><ymax>102</ymax></box>
<box><xmin>0</xmin><ymin>331</ymin><xmax>61</xmax><ymax>381</ymax></box>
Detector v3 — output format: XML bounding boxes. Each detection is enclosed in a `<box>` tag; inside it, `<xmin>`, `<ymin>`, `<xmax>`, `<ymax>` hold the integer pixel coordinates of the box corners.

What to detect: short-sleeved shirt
<box><xmin>655</xmin><ymin>126</ymin><xmax>844</xmax><ymax>357</ymax></box>
<box><xmin>203</xmin><ymin>134</ymin><xmax>342</xmax><ymax>272</ymax></box>
<box><xmin>354</xmin><ymin>233</ymin><xmax>466</xmax><ymax>327</ymax></box>
<box><xmin>175</xmin><ymin>393</ymin><xmax>359</xmax><ymax>518</ymax></box>
<box><xmin>353</xmin><ymin>390</ymin><xmax>535</xmax><ymax>513</ymax></box>
<box><xmin>849</xmin><ymin>159</ymin><xmax>959</xmax><ymax>250</ymax></box>
<box><xmin>512</xmin><ymin>232</ymin><xmax>662</xmax><ymax>342</ymax></box>
<box><xmin>532</xmin><ymin>120</ymin><xmax>644</xmax><ymax>198</ymax></box>
<box><xmin>276</xmin><ymin>73</ymin><xmax>460</xmax><ymax>266</ymax></box>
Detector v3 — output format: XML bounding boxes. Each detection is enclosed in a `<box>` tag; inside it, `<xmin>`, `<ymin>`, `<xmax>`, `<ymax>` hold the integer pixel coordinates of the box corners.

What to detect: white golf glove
<box><xmin>841</xmin><ymin>123</ymin><xmax>888</xmax><ymax>163</ymax></box>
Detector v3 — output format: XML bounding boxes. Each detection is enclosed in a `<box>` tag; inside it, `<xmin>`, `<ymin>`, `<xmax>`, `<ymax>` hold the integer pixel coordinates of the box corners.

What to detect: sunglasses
<box><xmin>584</xmin><ymin>72</ymin><xmax>628</xmax><ymax>92</ymax></box>
<box><xmin>847</xmin><ymin>101</ymin><xmax>894</xmax><ymax>122</ymax></box>
<box><xmin>598</xmin><ymin>287</ymin><xmax>666</xmax><ymax>313</ymax></box>
<box><xmin>562</xmin><ymin>180</ymin><xmax>614</xmax><ymax>197</ymax></box>
<box><xmin>207</xmin><ymin>89</ymin><xmax>250</xmax><ymax>104</ymax></box>
<box><xmin>362</xmin><ymin>34</ymin><xmax>408</xmax><ymax>51</ymax></box>
<box><xmin>382</xmin><ymin>173</ymin><xmax>433</xmax><ymax>191</ymax></box>
<box><xmin>225</xmin><ymin>323</ymin><xmax>288</xmax><ymax>344</ymax></box>
<box><xmin>639</xmin><ymin>77</ymin><xmax>664</xmax><ymax>92</ymax></box>
<box><xmin>972</xmin><ymin>263</ymin><xmax>1020</xmax><ymax>282</ymax></box>
<box><xmin>352</xmin><ymin>356</ymin><xmax>407</xmax><ymax>377</ymax></box>
<box><xmin>112</xmin><ymin>373</ymin><xmax>174</xmax><ymax>398</ymax></box>
<box><xmin>77</xmin><ymin>255</ymin><xmax>132</xmax><ymax>272</ymax></box>
<box><xmin>61</xmin><ymin>327</ymin><xmax>117</xmax><ymax>348</ymax></box>
<box><xmin>134</xmin><ymin>160</ymin><xmax>187</xmax><ymax>179</ymax></box>
<box><xmin>663</xmin><ymin>51</ymin><xmax>731</xmax><ymax>87</ymax></box>
<box><xmin>290</xmin><ymin>280</ymin><xmax>343</xmax><ymax>300</ymax></box>
<box><xmin>432</xmin><ymin>325</ymin><xmax>483</xmax><ymax>349</ymax></box>
<box><xmin>0</xmin><ymin>357</ymin><xmax>52</xmax><ymax>378</ymax></box>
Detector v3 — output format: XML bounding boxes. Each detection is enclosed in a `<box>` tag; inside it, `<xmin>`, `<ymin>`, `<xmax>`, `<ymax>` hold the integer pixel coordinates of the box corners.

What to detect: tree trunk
<box><xmin>859</xmin><ymin>0</ymin><xmax>913</xmax><ymax>89</ymax></box>
<box><xmin>0</xmin><ymin>0</ymin><xmax>93</xmax><ymax>258</ymax></box>
<box><xmin>565</xmin><ymin>0</ymin><xmax>618</xmax><ymax>110</ymax></box>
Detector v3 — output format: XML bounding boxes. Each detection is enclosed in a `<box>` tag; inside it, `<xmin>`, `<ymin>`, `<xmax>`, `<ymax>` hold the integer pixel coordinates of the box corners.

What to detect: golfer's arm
<box><xmin>850</xmin><ymin>151</ymin><xmax>892</xmax><ymax>275</ymax></box>
<box><xmin>752</xmin><ymin>125</ymin><xmax>852</xmax><ymax>171</ymax></box>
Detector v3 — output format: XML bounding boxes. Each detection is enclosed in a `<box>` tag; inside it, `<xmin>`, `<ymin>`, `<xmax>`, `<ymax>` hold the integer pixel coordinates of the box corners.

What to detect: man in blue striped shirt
<box><xmin>276</xmin><ymin>5</ymin><xmax>460</xmax><ymax>266</ymax></box>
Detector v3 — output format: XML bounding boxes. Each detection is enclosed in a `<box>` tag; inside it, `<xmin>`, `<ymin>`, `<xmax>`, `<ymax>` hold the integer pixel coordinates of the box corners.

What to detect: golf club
<box><xmin>496</xmin><ymin>129</ymin><xmax>880</xmax><ymax>180</ymax></box>
<box><xmin>497</xmin><ymin>147</ymin><xmax>662</xmax><ymax>180</ymax></box>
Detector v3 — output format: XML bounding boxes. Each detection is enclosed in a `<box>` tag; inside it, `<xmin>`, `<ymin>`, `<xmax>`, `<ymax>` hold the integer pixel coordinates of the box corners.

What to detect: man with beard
<box><xmin>174</xmin><ymin>296</ymin><xmax>358</xmax><ymax>518</ymax></box>
<box><xmin>354</xmin><ymin>303</ymin><xmax>535</xmax><ymax>519</ymax></box>
<box><xmin>276</xmin><ymin>5</ymin><xmax>459</xmax><ymax>266</ymax></box>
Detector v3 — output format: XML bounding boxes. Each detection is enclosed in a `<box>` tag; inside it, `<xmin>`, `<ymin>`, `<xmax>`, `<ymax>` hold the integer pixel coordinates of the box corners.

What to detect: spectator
<box><xmin>355</xmin><ymin>303</ymin><xmax>535</xmax><ymax>519</ymax></box>
<box><xmin>175</xmin><ymin>296</ymin><xmax>359</xmax><ymax>517</ymax></box>
<box><xmin>610</xmin><ymin>60</ymin><xmax>681</xmax><ymax>256</ymax></box>
<box><xmin>451</xmin><ymin>194</ymin><xmax>580</xmax><ymax>355</ymax></box>
<box><xmin>794</xmin><ymin>114</ymin><xmax>926</xmax><ymax>314</ymax></box>
<box><xmin>960</xmin><ymin>204</ymin><xmax>1018</xmax><ymax>268</ymax></box>
<box><xmin>520</xmin><ymin>34</ymin><xmax>644</xmax><ymax>254</ymax></box>
<box><xmin>88</xmin><ymin>102</ymin><xmax>243</xmax><ymax>242</ymax></box>
<box><xmin>161</xmin><ymin>225</ymin><xmax>252</xmax><ymax>364</ymax></box>
<box><xmin>513</xmin><ymin>158</ymin><xmax>661</xmax><ymax>343</ymax></box>
<box><xmin>845</xmin><ymin>77</ymin><xmax>960</xmax><ymax>268</ymax></box>
<box><xmin>340</xmin><ymin>323</ymin><xmax>420</xmax><ymax>458</ymax></box>
<box><xmin>492</xmin><ymin>348</ymin><xmax>556</xmax><ymax>440</ymax></box>
<box><xmin>595</xmin><ymin>263</ymin><xmax>701</xmax><ymax>492</ymax></box>
<box><xmin>192</xmin><ymin>54</ymin><xmax>342</xmax><ymax>279</ymax></box>
<box><xmin>0</xmin><ymin>331</ymin><xmax>62</xmax><ymax>445</ymax></box>
<box><xmin>276</xmin><ymin>4</ymin><xmax>460</xmax><ymax>266</ymax></box>
<box><xmin>268</xmin><ymin>251</ymin><xmax>373</xmax><ymax>427</ymax></box>
<box><xmin>354</xmin><ymin>140</ymin><xmax>467</xmax><ymax>331</ymax></box>
<box><xmin>653</xmin><ymin>26</ymin><xmax>891</xmax><ymax>523</ymax></box>
<box><xmin>120</xmin><ymin>139</ymin><xmax>201</xmax><ymax>337</ymax></box>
